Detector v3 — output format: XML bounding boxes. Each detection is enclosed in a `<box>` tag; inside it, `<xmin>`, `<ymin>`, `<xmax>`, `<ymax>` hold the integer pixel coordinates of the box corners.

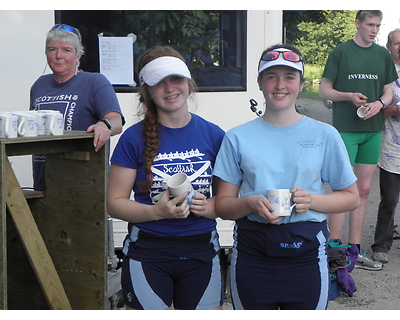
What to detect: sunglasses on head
<box><xmin>50</xmin><ymin>24</ymin><xmax>81</xmax><ymax>41</ymax></box>
<box><xmin>261</xmin><ymin>50</ymin><xmax>303</xmax><ymax>63</ymax></box>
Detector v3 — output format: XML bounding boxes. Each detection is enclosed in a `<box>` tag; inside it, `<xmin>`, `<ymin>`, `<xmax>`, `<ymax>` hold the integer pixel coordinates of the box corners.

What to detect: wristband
<box><xmin>99</xmin><ymin>119</ymin><xmax>112</xmax><ymax>130</ymax></box>
<box><xmin>378</xmin><ymin>98</ymin><xmax>385</xmax><ymax>108</ymax></box>
<box><xmin>397</xmin><ymin>102</ymin><xmax>400</xmax><ymax>114</ymax></box>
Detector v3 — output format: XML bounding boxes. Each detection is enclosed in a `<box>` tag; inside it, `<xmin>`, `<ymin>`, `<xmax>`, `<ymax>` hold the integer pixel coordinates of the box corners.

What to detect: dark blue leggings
<box><xmin>121</xmin><ymin>254</ymin><xmax>222</xmax><ymax>310</ymax></box>
<box><xmin>230</xmin><ymin>221</ymin><xmax>329</xmax><ymax>310</ymax></box>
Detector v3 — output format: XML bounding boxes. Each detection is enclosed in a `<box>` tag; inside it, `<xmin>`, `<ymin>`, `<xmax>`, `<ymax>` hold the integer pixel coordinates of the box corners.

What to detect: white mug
<box><xmin>44</xmin><ymin>111</ymin><xmax>64</xmax><ymax>135</ymax></box>
<box><xmin>357</xmin><ymin>106</ymin><xmax>367</xmax><ymax>119</ymax></box>
<box><xmin>14</xmin><ymin>112</ymin><xmax>38</xmax><ymax>137</ymax></box>
<box><xmin>167</xmin><ymin>172</ymin><xmax>195</xmax><ymax>198</ymax></box>
<box><xmin>267</xmin><ymin>189</ymin><xmax>296</xmax><ymax>217</ymax></box>
<box><xmin>38</xmin><ymin>110</ymin><xmax>60</xmax><ymax>114</ymax></box>
<box><xmin>35</xmin><ymin>112</ymin><xmax>47</xmax><ymax>136</ymax></box>
<box><xmin>0</xmin><ymin>113</ymin><xmax>18</xmax><ymax>138</ymax></box>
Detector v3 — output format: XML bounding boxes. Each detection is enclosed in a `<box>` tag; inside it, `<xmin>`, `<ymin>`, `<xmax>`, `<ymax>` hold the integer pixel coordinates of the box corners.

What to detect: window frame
<box><xmin>55</xmin><ymin>10</ymin><xmax>247</xmax><ymax>93</ymax></box>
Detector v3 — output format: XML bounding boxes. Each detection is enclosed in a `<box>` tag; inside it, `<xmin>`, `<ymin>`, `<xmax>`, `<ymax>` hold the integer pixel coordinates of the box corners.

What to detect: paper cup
<box><xmin>357</xmin><ymin>106</ymin><xmax>367</xmax><ymax>119</ymax></box>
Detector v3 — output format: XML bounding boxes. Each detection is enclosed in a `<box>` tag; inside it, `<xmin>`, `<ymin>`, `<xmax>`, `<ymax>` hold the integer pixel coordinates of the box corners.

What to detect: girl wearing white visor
<box><xmin>107</xmin><ymin>46</ymin><xmax>225</xmax><ymax>310</ymax></box>
<box><xmin>213</xmin><ymin>44</ymin><xmax>359</xmax><ymax>309</ymax></box>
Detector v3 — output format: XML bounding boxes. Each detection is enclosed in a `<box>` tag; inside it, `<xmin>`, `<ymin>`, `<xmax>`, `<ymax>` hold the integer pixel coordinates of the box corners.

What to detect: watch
<box><xmin>99</xmin><ymin>119</ymin><xmax>112</xmax><ymax>130</ymax></box>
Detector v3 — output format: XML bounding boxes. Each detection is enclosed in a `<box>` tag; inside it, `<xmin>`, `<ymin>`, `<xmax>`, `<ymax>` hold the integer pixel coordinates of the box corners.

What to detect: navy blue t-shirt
<box><xmin>111</xmin><ymin>113</ymin><xmax>225</xmax><ymax>237</ymax></box>
<box><xmin>30</xmin><ymin>71</ymin><xmax>123</xmax><ymax>190</ymax></box>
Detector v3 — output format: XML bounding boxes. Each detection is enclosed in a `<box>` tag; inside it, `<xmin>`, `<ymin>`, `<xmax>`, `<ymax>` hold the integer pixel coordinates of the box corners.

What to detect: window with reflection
<box><xmin>56</xmin><ymin>10</ymin><xmax>247</xmax><ymax>92</ymax></box>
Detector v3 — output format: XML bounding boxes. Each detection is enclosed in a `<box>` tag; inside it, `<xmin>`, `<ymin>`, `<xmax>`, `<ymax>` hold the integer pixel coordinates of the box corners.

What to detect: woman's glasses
<box><xmin>261</xmin><ymin>50</ymin><xmax>303</xmax><ymax>63</ymax></box>
<box><xmin>50</xmin><ymin>24</ymin><xmax>81</xmax><ymax>41</ymax></box>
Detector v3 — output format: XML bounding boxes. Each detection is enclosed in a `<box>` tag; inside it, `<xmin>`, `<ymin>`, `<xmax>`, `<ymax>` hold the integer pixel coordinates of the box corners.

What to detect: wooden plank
<box><xmin>41</xmin><ymin>151</ymin><xmax>108</xmax><ymax>309</ymax></box>
<box><xmin>3</xmin><ymin>131</ymin><xmax>93</xmax><ymax>157</ymax></box>
<box><xmin>22</xmin><ymin>189</ymin><xmax>45</xmax><ymax>199</ymax></box>
<box><xmin>0</xmin><ymin>146</ymin><xmax>6</xmax><ymax>309</ymax></box>
<box><xmin>55</xmin><ymin>151</ymin><xmax>91</xmax><ymax>161</ymax></box>
<box><xmin>5</xmin><ymin>159</ymin><xmax>71</xmax><ymax>310</ymax></box>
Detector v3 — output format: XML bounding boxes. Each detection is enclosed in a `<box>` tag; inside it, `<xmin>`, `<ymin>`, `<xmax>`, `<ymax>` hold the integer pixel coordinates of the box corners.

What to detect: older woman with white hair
<box><xmin>30</xmin><ymin>24</ymin><xmax>124</xmax><ymax>191</ymax></box>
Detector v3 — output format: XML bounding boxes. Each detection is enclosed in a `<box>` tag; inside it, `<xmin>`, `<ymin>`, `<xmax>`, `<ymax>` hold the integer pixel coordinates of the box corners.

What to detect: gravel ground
<box><xmin>300</xmin><ymin>97</ymin><xmax>400</xmax><ymax>310</ymax></box>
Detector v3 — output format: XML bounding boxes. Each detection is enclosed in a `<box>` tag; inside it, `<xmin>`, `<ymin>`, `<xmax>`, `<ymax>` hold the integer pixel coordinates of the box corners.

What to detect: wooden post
<box><xmin>5</xmin><ymin>158</ymin><xmax>71</xmax><ymax>310</ymax></box>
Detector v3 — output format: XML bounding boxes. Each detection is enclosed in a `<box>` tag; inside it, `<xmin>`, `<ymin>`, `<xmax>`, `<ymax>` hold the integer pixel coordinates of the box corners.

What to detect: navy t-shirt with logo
<box><xmin>30</xmin><ymin>71</ymin><xmax>123</xmax><ymax>191</ymax></box>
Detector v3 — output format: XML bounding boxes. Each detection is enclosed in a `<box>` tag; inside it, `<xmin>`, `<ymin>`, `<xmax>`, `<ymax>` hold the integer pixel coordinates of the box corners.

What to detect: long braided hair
<box><xmin>136</xmin><ymin>46</ymin><xmax>197</xmax><ymax>192</ymax></box>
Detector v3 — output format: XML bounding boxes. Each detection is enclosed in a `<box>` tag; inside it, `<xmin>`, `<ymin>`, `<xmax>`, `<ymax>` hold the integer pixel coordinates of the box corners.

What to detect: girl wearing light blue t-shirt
<box><xmin>213</xmin><ymin>44</ymin><xmax>359</xmax><ymax>310</ymax></box>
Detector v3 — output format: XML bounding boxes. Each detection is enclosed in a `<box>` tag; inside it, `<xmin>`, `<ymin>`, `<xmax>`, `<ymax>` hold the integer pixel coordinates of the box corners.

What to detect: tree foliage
<box><xmin>155</xmin><ymin>10</ymin><xmax>220</xmax><ymax>67</ymax></box>
<box><xmin>285</xmin><ymin>10</ymin><xmax>357</xmax><ymax>67</ymax></box>
<box><xmin>283</xmin><ymin>10</ymin><xmax>328</xmax><ymax>44</ymax></box>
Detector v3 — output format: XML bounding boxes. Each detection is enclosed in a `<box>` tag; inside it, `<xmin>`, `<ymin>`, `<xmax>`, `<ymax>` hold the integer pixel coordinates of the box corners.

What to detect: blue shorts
<box><xmin>230</xmin><ymin>219</ymin><xmax>329</xmax><ymax>310</ymax></box>
<box><xmin>121</xmin><ymin>229</ymin><xmax>222</xmax><ymax>310</ymax></box>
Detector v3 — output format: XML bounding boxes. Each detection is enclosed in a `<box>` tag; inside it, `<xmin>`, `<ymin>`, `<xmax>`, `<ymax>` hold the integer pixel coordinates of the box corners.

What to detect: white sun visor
<box><xmin>139</xmin><ymin>56</ymin><xmax>191</xmax><ymax>86</ymax></box>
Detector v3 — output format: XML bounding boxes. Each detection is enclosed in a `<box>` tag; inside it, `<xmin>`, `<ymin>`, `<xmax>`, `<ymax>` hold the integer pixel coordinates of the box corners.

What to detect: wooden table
<box><xmin>0</xmin><ymin>132</ymin><xmax>109</xmax><ymax>309</ymax></box>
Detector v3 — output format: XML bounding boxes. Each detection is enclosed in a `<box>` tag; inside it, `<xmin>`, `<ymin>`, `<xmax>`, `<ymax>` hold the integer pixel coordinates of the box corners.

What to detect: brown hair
<box><xmin>355</xmin><ymin>10</ymin><xmax>382</xmax><ymax>23</ymax></box>
<box><xmin>136</xmin><ymin>46</ymin><xmax>196</xmax><ymax>192</ymax></box>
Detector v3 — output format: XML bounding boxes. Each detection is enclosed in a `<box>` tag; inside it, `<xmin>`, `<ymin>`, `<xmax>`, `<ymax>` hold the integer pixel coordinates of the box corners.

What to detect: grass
<box><xmin>300</xmin><ymin>64</ymin><xmax>324</xmax><ymax>101</ymax></box>
<box><xmin>299</xmin><ymin>83</ymin><xmax>323</xmax><ymax>101</ymax></box>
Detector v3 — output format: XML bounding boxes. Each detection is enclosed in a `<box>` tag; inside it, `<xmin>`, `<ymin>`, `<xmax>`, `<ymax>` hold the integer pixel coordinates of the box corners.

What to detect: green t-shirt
<box><xmin>322</xmin><ymin>40</ymin><xmax>398</xmax><ymax>132</ymax></box>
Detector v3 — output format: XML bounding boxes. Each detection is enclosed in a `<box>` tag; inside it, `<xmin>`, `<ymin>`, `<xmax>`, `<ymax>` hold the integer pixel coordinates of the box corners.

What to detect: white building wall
<box><xmin>0</xmin><ymin>10</ymin><xmax>282</xmax><ymax>247</ymax></box>
<box><xmin>1</xmin><ymin>9</ymin><xmax>282</xmax><ymax>186</ymax></box>
<box><xmin>0</xmin><ymin>10</ymin><xmax>54</xmax><ymax>187</ymax></box>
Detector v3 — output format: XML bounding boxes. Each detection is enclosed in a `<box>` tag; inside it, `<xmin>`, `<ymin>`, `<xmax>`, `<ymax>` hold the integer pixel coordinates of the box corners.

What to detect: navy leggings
<box><xmin>230</xmin><ymin>220</ymin><xmax>329</xmax><ymax>310</ymax></box>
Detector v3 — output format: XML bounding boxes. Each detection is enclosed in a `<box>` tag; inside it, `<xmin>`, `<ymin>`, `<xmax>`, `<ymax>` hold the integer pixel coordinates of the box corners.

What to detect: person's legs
<box><xmin>329</xmin><ymin>132</ymin><xmax>359</xmax><ymax>240</ymax></box>
<box><xmin>328</xmin><ymin>212</ymin><xmax>346</xmax><ymax>240</ymax></box>
<box><xmin>372</xmin><ymin>168</ymin><xmax>400</xmax><ymax>258</ymax></box>
<box><xmin>231</xmin><ymin>222</ymin><xmax>329</xmax><ymax>310</ymax></box>
<box><xmin>348</xmin><ymin>163</ymin><xmax>377</xmax><ymax>244</ymax></box>
<box><xmin>349</xmin><ymin>131</ymin><xmax>381</xmax><ymax>244</ymax></box>
<box><xmin>350</xmin><ymin>163</ymin><xmax>383</xmax><ymax>270</ymax></box>
<box><xmin>334</xmin><ymin>132</ymin><xmax>382</xmax><ymax>270</ymax></box>
<box><xmin>173</xmin><ymin>255</ymin><xmax>223</xmax><ymax>310</ymax></box>
<box><xmin>352</xmin><ymin>132</ymin><xmax>383</xmax><ymax>270</ymax></box>
<box><xmin>121</xmin><ymin>257</ymin><xmax>172</xmax><ymax>310</ymax></box>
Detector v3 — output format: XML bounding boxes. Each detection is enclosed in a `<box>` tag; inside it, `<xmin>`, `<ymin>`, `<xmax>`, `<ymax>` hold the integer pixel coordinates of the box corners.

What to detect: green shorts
<box><xmin>339</xmin><ymin>132</ymin><xmax>381</xmax><ymax>166</ymax></box>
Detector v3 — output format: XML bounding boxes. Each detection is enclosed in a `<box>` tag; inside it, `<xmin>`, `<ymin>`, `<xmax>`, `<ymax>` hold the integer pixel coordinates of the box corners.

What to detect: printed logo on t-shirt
<box><xmin>149</xmin><ymin>148</ymin><xmax>212</xmax><ymax>203</ymax></box>
<box><xmin>33</xmin><ymin>94</ymin><xmax>77</xmax><ymax>129</ymax></box>
<box><xmin>347</xmin><ymin>73</ymin><xmax>378</xmax><ymax>80</ymax></box>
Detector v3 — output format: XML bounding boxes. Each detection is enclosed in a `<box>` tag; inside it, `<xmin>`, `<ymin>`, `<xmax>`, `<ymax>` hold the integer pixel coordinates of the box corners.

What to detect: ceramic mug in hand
<box><xmin>267</xmin><ymin>189</ymin><xmax>296</xmax><ymax>216</ymax></box>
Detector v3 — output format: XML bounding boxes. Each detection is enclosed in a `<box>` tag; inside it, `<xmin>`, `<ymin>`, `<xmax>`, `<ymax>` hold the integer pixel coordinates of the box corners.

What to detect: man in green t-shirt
<box><xmin>319</xmin><ymin>10</ymin><xmax>398</xmax><ymax>271</ymax></box>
